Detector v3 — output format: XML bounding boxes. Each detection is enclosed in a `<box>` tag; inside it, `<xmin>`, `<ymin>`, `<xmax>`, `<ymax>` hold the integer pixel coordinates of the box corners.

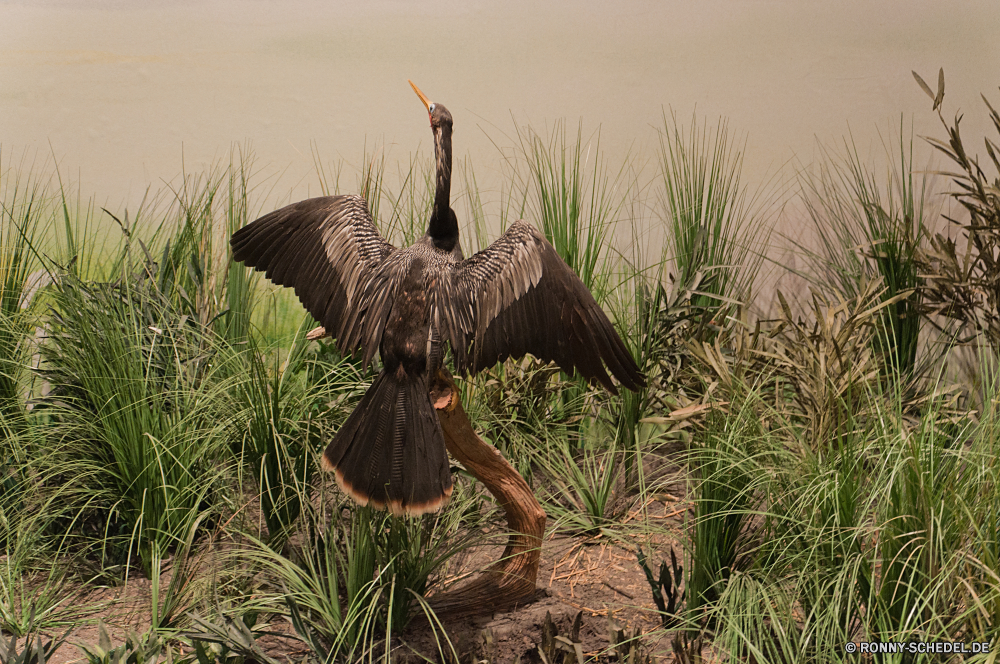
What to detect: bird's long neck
<box><xmin>427</xmin><ymin>124</ymin><xmax>457</xmax><ymax>249</ymax></box>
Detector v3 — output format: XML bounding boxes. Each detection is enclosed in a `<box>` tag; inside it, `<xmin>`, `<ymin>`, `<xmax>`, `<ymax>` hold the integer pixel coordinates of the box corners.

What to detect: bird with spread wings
<box><xmin>231</xmin><ymin>82</ymin><xmax>644</xmax><ymax>516</ymax></box>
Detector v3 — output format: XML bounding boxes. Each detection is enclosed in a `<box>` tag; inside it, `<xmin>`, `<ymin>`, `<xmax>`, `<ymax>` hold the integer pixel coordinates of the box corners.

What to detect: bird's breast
<box><xmin>380</xmin><ymin>266</ymin><xmax>433</xmax><ymax>375</ymax></box>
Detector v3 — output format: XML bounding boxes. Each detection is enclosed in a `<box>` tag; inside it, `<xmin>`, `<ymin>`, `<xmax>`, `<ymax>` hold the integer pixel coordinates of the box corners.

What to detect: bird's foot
<box><xmin>306</xmin><ymin>326</ymin><xmax>329</xmax><ymax>340</ymax></box>
<box><xmin>430</xmin><ymin>369</ymin><xmax>456</xmax><ymax>411</ymax></box>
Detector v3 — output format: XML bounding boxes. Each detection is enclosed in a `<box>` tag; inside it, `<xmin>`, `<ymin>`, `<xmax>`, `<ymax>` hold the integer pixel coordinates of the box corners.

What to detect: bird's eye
<box><xmin>429</xmin><ymin>103</ymin><xmax>435</xmax><ymax>113</ymax></box>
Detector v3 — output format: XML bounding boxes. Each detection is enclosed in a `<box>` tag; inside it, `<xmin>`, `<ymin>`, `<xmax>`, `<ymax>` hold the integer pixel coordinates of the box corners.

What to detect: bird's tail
<box><xmin>322</xmin><ymin>368</ymin><xmax>453</xmax><ymax>515</ymax></box>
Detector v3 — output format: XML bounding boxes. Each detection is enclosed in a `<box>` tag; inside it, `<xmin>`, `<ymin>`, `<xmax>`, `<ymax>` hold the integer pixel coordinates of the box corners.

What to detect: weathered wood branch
<box><xmin>427</xmin><ymin>371</ymin><xmax>546</xmax><ymax>616</ymax></box>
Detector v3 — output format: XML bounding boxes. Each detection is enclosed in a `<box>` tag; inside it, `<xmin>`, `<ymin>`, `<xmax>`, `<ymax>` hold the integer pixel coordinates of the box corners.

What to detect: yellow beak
<box><xmin>409</xmin><ymin>80</ymin><xmax>431</xmax><ymax>112</ymax></box>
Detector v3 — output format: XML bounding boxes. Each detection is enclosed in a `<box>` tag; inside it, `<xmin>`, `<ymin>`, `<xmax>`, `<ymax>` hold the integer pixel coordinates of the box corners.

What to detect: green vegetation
<box><xmin>0</xmin><ymin>73</ymin><xmax>998</xmax><ymax>662</ymax></box>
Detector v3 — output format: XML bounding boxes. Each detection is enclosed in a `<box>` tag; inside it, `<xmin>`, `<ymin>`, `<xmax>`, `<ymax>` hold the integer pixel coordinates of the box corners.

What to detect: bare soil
<box><xmin>410</xmin><ymin>496</ymin><xmax>689</xmax><ymax>663</ymax></box>
<box><xmin>30</xmin><ymin>468</ymin><xmax>690</xmax><ymax>664</ymax></box>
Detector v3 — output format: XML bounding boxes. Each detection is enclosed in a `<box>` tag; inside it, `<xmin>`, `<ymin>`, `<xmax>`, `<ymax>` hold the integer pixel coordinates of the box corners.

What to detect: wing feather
<box><xmin>454</xmin><ymin>220</ymin><xmax>645</xmax><ymax>394</ymax></box>
<box><xmin>230</xmin><ymin>194</ymin><xmax>397</xmax><ymax>361</ymax></box>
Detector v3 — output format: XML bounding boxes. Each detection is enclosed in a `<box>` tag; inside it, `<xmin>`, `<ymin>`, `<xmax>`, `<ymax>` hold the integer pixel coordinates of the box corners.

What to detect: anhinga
<box><xmin>230</xmin><ymin>82</ymin><xmax>645</xmax><ymax>516</ymax></box>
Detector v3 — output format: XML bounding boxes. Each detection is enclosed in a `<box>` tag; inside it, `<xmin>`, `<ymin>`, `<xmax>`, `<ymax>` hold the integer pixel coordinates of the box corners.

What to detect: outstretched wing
<box><xmin>230</xmin><ymin>194</ymin><xmax>397</xmax><ymax>364</ymax></box>
<box><xmin>454</xmin><ymin>220</ymin><xmax>645</xmax><ymax>394</ymax></box>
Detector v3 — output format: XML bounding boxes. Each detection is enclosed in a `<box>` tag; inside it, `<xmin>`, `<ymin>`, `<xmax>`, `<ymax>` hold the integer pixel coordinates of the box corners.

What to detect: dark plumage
<box><xmin>230</xmin><ymin>81</ymin><xmax>645</xmax><ymax>515</ymax></box>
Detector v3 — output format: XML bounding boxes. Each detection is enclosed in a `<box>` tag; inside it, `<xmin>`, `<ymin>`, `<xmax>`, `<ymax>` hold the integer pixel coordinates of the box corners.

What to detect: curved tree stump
<box><xmin>427</xmin><ymin>371</ymin><xmax>546</xmax><ymax>616</ymax></box>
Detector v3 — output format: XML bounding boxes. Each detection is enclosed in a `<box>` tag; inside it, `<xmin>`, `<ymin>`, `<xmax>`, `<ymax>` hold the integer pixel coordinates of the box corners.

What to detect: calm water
<box><xmin>2</xmin><ymin>0</ymin><xmax>998</xmax><ymax>223</ymax></box>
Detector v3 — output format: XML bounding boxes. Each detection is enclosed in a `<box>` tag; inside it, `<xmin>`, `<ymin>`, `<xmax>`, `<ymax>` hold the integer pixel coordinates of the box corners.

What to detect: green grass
<box><xmin>1</xmin><ymin>84</ymin><xmax>999</xmax><ymax>662</ymax></box>
<box><xmin>657</xmin><ymin>109</ymin><xmax>774</xmax><ymax>320</ymax></box>
<box><xmin>796</xmin><ymin>119</ymin><xmax>931</xmax><ymax>380</ymax></box>
<box><xmin>692</xmin><ymin>364</ymin><xmax>1000</xmax><ymax>662</ymax></box>
<box><xmin>236</xmin><ymin>482</ymin><xmax>479</xmax><ymax>662</ymax></box>
<box><xmin>0</xmin><ymin>152</ymin><xmax>47</xmax><ymax>426</ymax></box>
<box><xmin>533</xmin><ymin>423</ymin><xmax>627</xmax><ymax>537</ymax></box>
<box><xmin>41</xmin><ymin>261</ymin><xmax>231</xmax><ymax>575</ymax></box>
<box><xmin>513</xmin><ymin>121</ymin><xmax>627</xmax><ymax>303</ymax></box>
<box><xmin>0</xmin><ymin>395</ymin><xmax>101</xmax><ymax>635</ymax></box>
<box><xmin>232</xmin><ymin>326</ymin><xmax>318</xmax><ymax>547</ymax></box>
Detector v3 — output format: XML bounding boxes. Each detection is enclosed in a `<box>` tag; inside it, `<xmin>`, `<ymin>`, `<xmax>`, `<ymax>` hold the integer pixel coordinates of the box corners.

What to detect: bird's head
<box><xmin>409</xmin><ymin>80</ymin><xmax>453</xmax><ymax>131</ymax></box>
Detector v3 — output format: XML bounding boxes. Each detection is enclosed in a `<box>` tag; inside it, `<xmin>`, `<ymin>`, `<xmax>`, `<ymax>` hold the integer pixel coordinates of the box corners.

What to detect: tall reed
<box><xmin>0</xmin><ymin>155</ymin><xmax>47</xmax><ymax>423</ymax></box>
<box><xmin>658</xmin><ymin>110</ymin><xmax>772</xmax><ymax>321</ymax></box>
<box><xmin>41</xmin><ymin>239</ymin><xmax>231</xmax><ymax>574</ymax></box>
<box><xmin>515</xmin><ymin>121</ymin><xmax>626</xmax><ymax>302</ymax></box>
<box><xmin>797</xmin><ymin>121</ymin><xmax>930</xmax><ymax>379</ymax></box>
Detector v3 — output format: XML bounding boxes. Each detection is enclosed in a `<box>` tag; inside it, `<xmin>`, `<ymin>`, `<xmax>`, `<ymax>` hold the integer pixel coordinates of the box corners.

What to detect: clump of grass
<box><xmin>0</xmin><ymin>154</ymin><xmax>48</xmax><ymax>424</ymax></box>
<box><xmin>796</xmin><ymin>120</ymin><xmax>931</xmax><ymax>379</ymax></box>
<box><xmin>0</xmin><ymin>414</ymin><xmax>101</xmax><ymax>635</ymax></box>
<box><xmin>232</xmin><ymin>328</ymin><xmax>317</xmax><ymax>547</ymax></box>
<box><xmin>514</xmin><ymin>120</ymin><xmax>627</xmax><ymax>302</ymax></box>
<box><xmin>237</xmin><ymin>482</ymin><xmax>476</xmax><ymax>662</ymax></box>
<box><xmin>79</xmin><ymin>621</ymin><xmax>173</xmax><ymax>664</ymax></box>
<box><xmin>0</xmin><ymin>155</ymin><xmax>47</xmax><ymax>546</ymax></box>
<box><xmin>684</xmin><ymin>393</ymin><xmax>764</xmax><ymax>617</ymax></box>
<box><xmin>40</xmin><ymin>246</ymin><xmax>230</xmax><ymax>575</ymax></box>
<box><xmin>534</xmin><ymin>426</ymin><xmax>626</xmax><ymax>537</ymax></box>
<box><xmin>238</xmin><ymin>497</ymin><xmax>379</xmax><ymax>659</ymax></box>
<box><xmin>657</xmin><ymin>109</ymin><xmax>773</xmax><ymax>323</ymax></box>
<box><xmin>0</xmin><ymin>163</ymin><xmax>103</xmax><ymax>633</ymax></box>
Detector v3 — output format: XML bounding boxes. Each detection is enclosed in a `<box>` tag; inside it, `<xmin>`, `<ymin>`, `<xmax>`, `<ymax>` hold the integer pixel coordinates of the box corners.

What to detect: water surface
<box><xmin>2</xmin><ymin>0</ymin><xmax>997</xmax><ymax>221</ymax></box>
